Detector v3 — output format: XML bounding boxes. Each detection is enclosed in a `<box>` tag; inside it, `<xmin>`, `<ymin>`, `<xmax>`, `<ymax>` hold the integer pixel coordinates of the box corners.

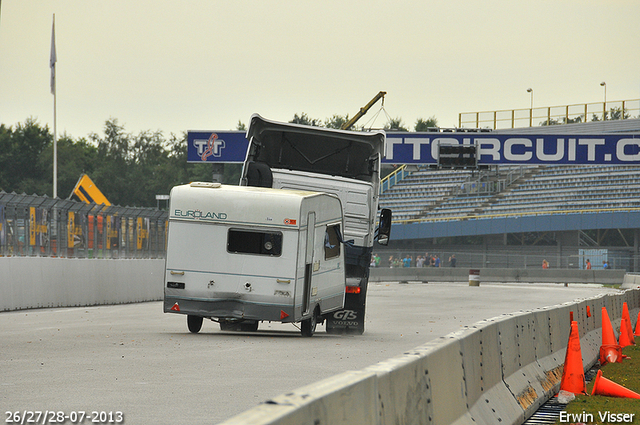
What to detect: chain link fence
<box><xmin>0</xmin><ymin>192</ymin><xmax>168</xmax><ymax>259</ymax></box>
<box><xmin>373</xmin><ymin>247</ymin><xmax>635</xmax><ymax>271</ymax></box>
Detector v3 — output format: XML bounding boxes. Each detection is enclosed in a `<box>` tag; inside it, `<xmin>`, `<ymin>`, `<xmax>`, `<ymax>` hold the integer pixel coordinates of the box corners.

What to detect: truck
<box><xmin>163</xmin><ymin>114</ymin><xmax>391</xmax><ymax>336</ymax></box>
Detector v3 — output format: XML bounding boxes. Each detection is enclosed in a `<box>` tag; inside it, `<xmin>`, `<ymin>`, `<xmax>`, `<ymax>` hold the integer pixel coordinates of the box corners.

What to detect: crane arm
<box><xmin>341</xmin><ymin>91</ymin><xmax>386</xmax><ymax>130</ymax></box>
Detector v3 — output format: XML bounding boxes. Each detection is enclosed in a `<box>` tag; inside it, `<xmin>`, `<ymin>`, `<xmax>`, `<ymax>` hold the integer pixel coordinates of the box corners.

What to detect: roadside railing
<box><xmin>459</xmin><ymin>99</ymin><xmax>639</xmax><ymax>130</ymax></box>
<box><xmin>0</xmin><ymin>192</ymin><xmax>168</xmax><ymax>259</ymax></box>
<box><xmin>380</xmin><ymin>164</ymin><xmax>409</xmax><ymax>194</ymax></box>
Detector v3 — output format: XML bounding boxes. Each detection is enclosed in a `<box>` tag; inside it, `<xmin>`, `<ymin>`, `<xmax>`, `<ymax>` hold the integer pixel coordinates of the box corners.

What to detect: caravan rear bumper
<box><xmin>163</xmin><ymin>295</ymin><xmax>294</xmax><ymax>322</ymax></box>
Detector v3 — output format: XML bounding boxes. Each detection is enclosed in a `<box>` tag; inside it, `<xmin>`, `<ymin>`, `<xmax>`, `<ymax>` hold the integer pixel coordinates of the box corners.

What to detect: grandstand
<box><xmin>380</xmin><ymin>164</ymin><xmax>640</xmax><ymax>222</ymax></box>
<box><xmin>378</xmin><ymin>118</ymin><xmax>640</xmax><ymax>271</ymax></box>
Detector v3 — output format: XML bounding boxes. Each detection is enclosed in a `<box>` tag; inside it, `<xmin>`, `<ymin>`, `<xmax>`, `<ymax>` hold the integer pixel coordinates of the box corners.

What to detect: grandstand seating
<box><xmin>378</xmin><ymin>168</ymin><xmax>474</xmax><ymax>221</ymax></box>
<box><xmin>380</xmin><ymin>164</ymin><xmax>640</xmax><ymax>222</ymax></box>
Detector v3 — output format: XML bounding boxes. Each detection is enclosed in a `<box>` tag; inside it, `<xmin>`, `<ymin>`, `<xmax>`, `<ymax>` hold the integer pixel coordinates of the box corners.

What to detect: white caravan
<box><xmin>164</xmin><ymin>182</ymin><xmax>346</xmax><ymax>336</ymax></box>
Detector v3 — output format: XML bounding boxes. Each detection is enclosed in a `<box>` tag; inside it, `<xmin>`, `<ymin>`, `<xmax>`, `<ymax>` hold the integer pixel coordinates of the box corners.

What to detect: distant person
<box><xmin>402</xmin><ymin>255</ymin><xmax>412</xmax><ymax>268</ymax></box>
<box><xmin>416</xmin><ymin>255</ymin><xmax>425</xmax><ymax>268</ymax></box>
<box><xmin>586</xmin><ymin>259</ymin><xmax>592</xmax><ymax>270</ymax></box>
<box><xmin>603</xmin><ymin>260</ymin><xmax>609</xmax><ymax>269</ymax></box>
<box><xmin>448</xmin><ymin>254</ymin><xmax>456</xmax><ymax>267</ymax></box>
<box><xmin>434</xmin><ymin>255</ymin><xmax>441</xmax><ymax>268</ymax></box>
<box><xmin>542</xmin><ymin>259</ymin><xmax>549</xmax><ymax>269</ymax></box>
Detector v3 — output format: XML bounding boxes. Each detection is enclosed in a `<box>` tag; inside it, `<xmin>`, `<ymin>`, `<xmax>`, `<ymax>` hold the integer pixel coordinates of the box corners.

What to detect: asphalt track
<box><xmin>1</xmin><ymin>281</ymin><xmax>619</xmax><ymax>424</ymax></box>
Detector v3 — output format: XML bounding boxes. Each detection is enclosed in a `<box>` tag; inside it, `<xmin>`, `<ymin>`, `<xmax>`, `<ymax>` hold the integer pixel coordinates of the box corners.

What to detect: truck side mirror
<box><xmin>377</xmin><ymin>208</ymin><xmax>392</xmax><ymax>246</ymax></box>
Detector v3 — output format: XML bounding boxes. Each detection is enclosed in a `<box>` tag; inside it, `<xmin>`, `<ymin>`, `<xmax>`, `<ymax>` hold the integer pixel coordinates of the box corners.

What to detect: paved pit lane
<box><xmin>1</xmin><ymin>282</ymin><xmax>619</xmax><ymax>424</ymax></box>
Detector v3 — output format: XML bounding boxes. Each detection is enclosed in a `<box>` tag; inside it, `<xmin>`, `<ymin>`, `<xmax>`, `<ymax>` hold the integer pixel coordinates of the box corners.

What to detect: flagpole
<box><xmin>51</xmin><ymin>14</ymin><xmax>57</xmax><ymax>199</ymax></box>
<box><xmin>53</xmin><ymin>78</ymin><xmax>57</xmax><ymax>199</ymax></box>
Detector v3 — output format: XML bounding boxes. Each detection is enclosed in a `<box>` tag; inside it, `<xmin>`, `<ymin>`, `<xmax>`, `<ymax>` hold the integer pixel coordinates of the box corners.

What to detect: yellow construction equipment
<box><xmin>70</xmin><ymin>174</ymin><xmax>111</xmax><ymax>206</ymax></box>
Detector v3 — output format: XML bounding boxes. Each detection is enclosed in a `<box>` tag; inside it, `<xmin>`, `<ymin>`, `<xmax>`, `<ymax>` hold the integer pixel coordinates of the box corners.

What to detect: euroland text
<box><xmin>559</xmin><ymin>410</ymin><xmax>636</xmax><ymax>423</ymax></box>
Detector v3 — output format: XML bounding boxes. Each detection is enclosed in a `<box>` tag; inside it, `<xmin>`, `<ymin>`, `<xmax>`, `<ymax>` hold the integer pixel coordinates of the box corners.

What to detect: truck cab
<box><xmin>241</xmin><ymin>114</ymin><xmax>390</xmax><ymax>334</ymax></box>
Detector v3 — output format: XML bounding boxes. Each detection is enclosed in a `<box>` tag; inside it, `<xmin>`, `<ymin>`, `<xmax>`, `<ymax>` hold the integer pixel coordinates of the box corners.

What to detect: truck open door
<box><xmin>241</xmin><ymin>114</ymin><xmax>388</xmax><ymax>335</ymax></box>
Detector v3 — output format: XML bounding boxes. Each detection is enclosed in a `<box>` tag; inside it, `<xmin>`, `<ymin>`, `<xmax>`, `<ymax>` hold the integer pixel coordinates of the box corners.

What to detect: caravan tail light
<box><xmin>345</xmin><ymin>286</ymin><xmax>361</xmax><ymax>294</ymax></box>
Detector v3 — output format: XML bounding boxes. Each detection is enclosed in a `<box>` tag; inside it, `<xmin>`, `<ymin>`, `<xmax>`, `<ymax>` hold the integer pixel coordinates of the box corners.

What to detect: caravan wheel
<box><xmin>301</xmin><ymin>307</ymin><xmax>318</xmax><ymax>337</ymax></box>
<box><xmin>187</xmin><ymin>315</ymin><xmax>203</xmax><ymax>333</ymax></box>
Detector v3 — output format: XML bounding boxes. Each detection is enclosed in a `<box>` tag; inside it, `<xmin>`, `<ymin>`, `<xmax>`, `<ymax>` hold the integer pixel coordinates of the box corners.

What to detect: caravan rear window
<box><xmin>324</xmin><ymin>224</ymin><xmax>341</xmax><ymax>260</ymax></box>
<box><xmin>227</xmin><ymin>229</ymin><xmax>283</xmax><ymax>256</ymax></box>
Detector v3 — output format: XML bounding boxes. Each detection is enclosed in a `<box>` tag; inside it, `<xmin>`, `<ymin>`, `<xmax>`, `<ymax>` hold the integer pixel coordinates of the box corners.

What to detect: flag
<box><xmin>50</xmin><ymin>15</ymin><xmax>57</xmax><ymax>95</ymax></box>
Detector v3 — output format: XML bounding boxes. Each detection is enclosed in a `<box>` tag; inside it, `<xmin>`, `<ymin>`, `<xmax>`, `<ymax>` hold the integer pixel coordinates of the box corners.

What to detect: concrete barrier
<box><xmin>219</xmin><ymin>370</ymin><xmax>379</xmax><ymax>425</ymax></box>
<box><xmin>0</xmin><ymin>257</ymin><xmax>164</xmax><ymax>311</ymax></box>
<box><xmin>456</xmin><ymin>319</ymin><xmax>524</xmax><ymax>424</ymax></box>
<box><xmin>218</xmin><ymin>287</ymin><xmax>640</xmax><ymax>425</ymax></box>
<box><xmin>3</xmin><ymin>258</ymin><xmax>638</xmax><ymax>424</ymax></box>
<box><xmin>621</xmin><ymin>273</ymin><xmax>640</xmax><ymax>289</ymax></box>
<box><xmin>370</xmin><ymin>267</ymin><xmax>626</xmax><ymax>285</ymax></box>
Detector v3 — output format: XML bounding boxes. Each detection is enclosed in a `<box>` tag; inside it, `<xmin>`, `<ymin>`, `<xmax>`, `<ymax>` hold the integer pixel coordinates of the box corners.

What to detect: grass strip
<box><xmin>557</xmin><ymin>338</ymin><xmax>640</xmax><ymax>424</ymax></box>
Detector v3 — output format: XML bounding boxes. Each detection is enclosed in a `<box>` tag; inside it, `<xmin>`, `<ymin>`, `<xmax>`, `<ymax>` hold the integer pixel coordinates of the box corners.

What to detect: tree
<box><xmin>89</xmin><ymin>119</ymin><xmax>132</xmax><ymax>205</ymax></box>
<box><xmin>384</xmin><ymin>117</ymin><xmax>408</xmax><ymax>132</ymax></box>
<box><xmin>324</xmin><ymin>114</ymin><xmax>349</xmax><ymax>129</ymax></box>
<box><xmin>592</xmin><ymin>107</ymin><xmax>630</xmax><ymax>122</ymax></box>
<box><xmin>236</xmin><ymin>120</ymin><xmax>247</xmax><ymax>131</ymax></box>
<box><xmin>562</xmin><ymin>115</ymin><xmax>583</xmax><ymax>124</ymax></box>
<box><xmin>2</xmin><ymin>111</ymin><xmax>428</xmax><ymax>206</ymax></box>
<box><xmin>37</xmin><ymin>134</ymin><xmax>99</xmax><ymax>198</ymax></box>
<box><xmin>414</xmin><ymin>116</ymin><xmax>438</xmax><ymax>131</ymax></box>
<box><xmin>0</xmin><ymin>118</ymin><xmax>52</xmax><ymax>195</ymax></box>
<box><xmin>609</xmin><ymin>107</ymin><xmax>630</xmax><ymax>121</ymax></box>
<box><xmin>540</xmin><ymin>118</ymin><xmax>561</xmax><ymax>126</ymax></box>
<box><xmin>290</xmin><ymin>113</ymin><xmax>322</xmax><ymax>127</ymax></box>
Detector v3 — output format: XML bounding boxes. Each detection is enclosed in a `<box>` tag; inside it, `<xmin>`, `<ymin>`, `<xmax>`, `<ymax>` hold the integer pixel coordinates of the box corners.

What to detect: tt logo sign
<box><xmin>193</xmin><ymin>133</ymin><xmax>226</xmax><ymax>161</ymax></box>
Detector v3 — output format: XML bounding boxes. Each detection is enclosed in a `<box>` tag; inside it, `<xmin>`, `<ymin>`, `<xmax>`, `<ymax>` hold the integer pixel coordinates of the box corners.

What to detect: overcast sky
<box><xmin>1</xmin><ymin>1</ymin><xmax>639</xmax><ymax>139</ymax></box>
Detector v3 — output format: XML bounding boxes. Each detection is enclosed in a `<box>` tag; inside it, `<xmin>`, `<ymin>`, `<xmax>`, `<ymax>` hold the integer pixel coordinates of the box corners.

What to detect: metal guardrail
<box><xmin>375</xmin><ymin>249</ymin><xmax>630</xmax><ymax>271</ymax></box>
<box><xmin>380</xmin><ymin>164</ymin><xmax>409</xmax><ymax>193</ymax></box>
<box><xmin>452</xmin><ymin>166</ymin><xmax>526</xmax><ymax>197</ymax></box>
<box><xmin>459</xmin><ymin>99</ymin><xmax>640</xmax><ymax>130</ymax></box>
<box><xmin>392</xmin><ymin>206</ymin><xmax>640</xmax><ymax>225</ymax></box>
<box><xmin>0</xmin><ymin>192</ymin><xmax>168</xmax><ymax>259</ymax></box>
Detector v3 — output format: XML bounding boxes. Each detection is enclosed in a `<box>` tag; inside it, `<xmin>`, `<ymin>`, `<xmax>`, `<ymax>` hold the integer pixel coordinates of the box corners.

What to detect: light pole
<box><xmin>527</xmin><ymin>88</ymin><xmax>533</xmax><ymax>126</ymax></box>
<box><xmin>600</xmin><ymin>82</ymin><xmax>606</xmax><ymax>120</ymax></box>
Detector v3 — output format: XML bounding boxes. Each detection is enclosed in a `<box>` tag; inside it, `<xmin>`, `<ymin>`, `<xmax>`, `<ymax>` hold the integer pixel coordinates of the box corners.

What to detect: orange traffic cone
<box><xmin>600</xmin><ymin>307</ymin><xmax>621</xmax><ymax>365</ymax></box>
<box><xmin>560</xmin><ymin>321</ymin><xmax>586</xmax><ymax>394</ymax></box>
<box><xmin>619</xmin><ymin>318</ymin><xmax>633</xmax><ymax>348</ymax></box>
<box><xmin>600</xmin><ymin>345</ymin><xmax>622</xmax><ymax>365</ymax></box>
<box><xmin>591</xmin><ymin>370</ymin><xmax>640</xmax><ymax>399</ymax></box>
<box><xmin>635</xmin><ymin>311</ymin><xmax>640</xmax><ymax>337</ymax></box>
<box><xmin>622</xmin><ymin>303</ymin><xmax>635</xmax><ymax>345</ymax></box>
<box><xmin>601</xmin><ymin>307</ymin><xmax>618</xmax><ymax>345</ymax></box>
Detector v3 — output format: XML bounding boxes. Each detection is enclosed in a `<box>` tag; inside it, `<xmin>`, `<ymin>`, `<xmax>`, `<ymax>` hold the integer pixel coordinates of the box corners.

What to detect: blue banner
<box><xmin>187</xmin><ymin>131</ymin><xmax>249</xmax><ymax>163</ymax></box>
<box><xmin>384</xmin><ymin>133</ymin><xmax>640</xmax><ymax>165</ymax></box>
<box><xmin>188</xmin><ymin>130</ymin><xmax>640</xmax><ymax>166</ymax></box>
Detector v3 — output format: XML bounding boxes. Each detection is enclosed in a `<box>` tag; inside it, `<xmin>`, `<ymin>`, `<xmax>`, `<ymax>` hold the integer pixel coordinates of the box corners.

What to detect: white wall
<box><xmin>1</xmin><ymin>257</ymin><xmax>164</xmax><ymax>311</ymax></box>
